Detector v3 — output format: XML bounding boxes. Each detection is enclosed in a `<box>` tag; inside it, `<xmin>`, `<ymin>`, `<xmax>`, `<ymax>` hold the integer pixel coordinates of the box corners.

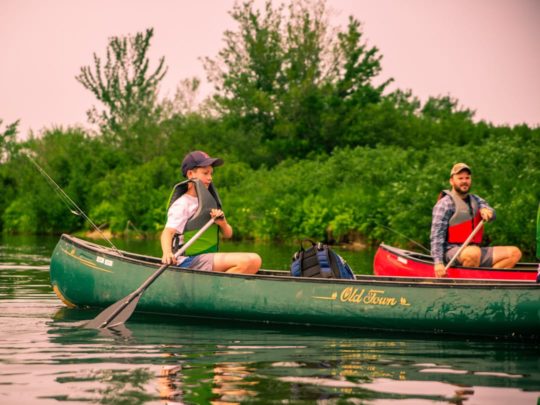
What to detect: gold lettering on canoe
<box><xmin>341</xmin><ymin>288</ymin><xmax>397</xmax><ymax>306</ymax></box>
<box><xmin>341</xmin><ymin>287</ymin><xmax>365</xmax><ymax>303</ymax></box>
<box><xmin>400</xmin><ymin>297</ymin><xmax>411</xmax><ymax>306</ymax></box>
<box><xmin>313</xmin><ymin>288</ymin><xmax>410</xmax><ymax>307</ymax></box>
<box><xmin>312</xmin><ymin>292</ymin><xmax>337</xmax><ymax>300</ymax></box>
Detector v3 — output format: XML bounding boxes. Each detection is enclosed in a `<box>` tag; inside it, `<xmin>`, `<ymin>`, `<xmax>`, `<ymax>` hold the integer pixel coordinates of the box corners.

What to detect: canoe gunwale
<box><xmin>58</xmin><ymin>234</ymin><xmax>539</xmax><ymax>290</ymax></box>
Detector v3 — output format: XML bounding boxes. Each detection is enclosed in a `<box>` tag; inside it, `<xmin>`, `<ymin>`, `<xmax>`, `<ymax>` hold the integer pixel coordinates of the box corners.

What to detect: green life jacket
<box><xmin>167</xmin><ymin>179</ymin><xmax>222</xmax><ymax>256</ymax></box>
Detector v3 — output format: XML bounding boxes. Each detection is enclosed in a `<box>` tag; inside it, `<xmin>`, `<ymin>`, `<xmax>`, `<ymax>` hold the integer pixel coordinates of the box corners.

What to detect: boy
<box><xmin>160</xmin><ymin>151</ymin><xmax>261</xmax><ymax>274</ymax></box>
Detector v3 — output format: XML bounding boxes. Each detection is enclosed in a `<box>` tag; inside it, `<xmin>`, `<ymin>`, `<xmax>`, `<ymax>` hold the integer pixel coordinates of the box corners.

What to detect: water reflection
<box><xmin>42</xmin><ymin>308</ymin><xmax>540</xmax><ymax>404</ymax></box>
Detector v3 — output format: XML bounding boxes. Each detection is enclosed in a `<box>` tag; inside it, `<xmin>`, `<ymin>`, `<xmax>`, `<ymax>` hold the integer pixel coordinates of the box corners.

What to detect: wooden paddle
<box><xmin>85</xmin><ymin>217</ymin><xmax>216</xmax><ymax>329</ymax></box>
<box><xmin>444</xmin><ymin>220</ymin><xmax>485</xmax><ymax>271</ymax></box>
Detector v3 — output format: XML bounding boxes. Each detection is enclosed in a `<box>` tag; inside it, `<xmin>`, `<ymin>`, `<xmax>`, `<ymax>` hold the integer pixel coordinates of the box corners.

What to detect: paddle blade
<box><xmin>84</xmin><ymin>293</ymin><xmax>142</xmax><ymax>329</ymax></box>
<box><xmin>83</xmin><ymin>218</ymin><xmax>215</xmax><ymax>329</ymax></box>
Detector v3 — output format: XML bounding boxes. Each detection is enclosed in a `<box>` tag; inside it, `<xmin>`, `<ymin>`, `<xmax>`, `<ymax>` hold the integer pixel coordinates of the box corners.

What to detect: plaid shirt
<box><xmin>430</xmin><ymin>193</ymin><xmax>494</xmax><ymax>264</ymax></box>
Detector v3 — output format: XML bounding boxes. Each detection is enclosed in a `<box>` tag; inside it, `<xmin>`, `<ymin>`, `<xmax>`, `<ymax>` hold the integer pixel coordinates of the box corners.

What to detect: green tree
<box><xmin>0</xmin><ymin>119</ymin><xmax>20</xmax><ymax>163</ymax></box>
<box><xmin>319</xmin><ymin>16</ymin><xmax>391</xmax><ymax>150</ymax></box>
<box><xmin>0</xmin><ymin>119</ymin><xmax>20</xmax><ymax>231</ymax></box>
<box><xmin>76</xmin><ymin>28</ymin><xmax>167</xmax><ymax>134</ymax></box>
<box><xmin>421</xmin><ymin>95</ymin><xmax>474</xmax><ymax>121</ymax></box>
<box><xmin>203</xmin><ymin>0</ymin><xmax>284</xmax><ymax>164</ymax></box>
<box><xmin>160</xmin><ymin>78</ymin><xmax>202</xmax><ymax>118</ymax></box>
<box><xmin>204</xmin><ymin>0</ymin><xmax>390</xmax><ymax>165</ymax></box>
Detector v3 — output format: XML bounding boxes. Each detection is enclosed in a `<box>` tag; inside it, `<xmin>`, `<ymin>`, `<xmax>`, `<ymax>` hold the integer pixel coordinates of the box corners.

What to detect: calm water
<box><xmin>1</xmin><ymin>235</ymin><xmax>539</xmax><ymax>404</ymax></box>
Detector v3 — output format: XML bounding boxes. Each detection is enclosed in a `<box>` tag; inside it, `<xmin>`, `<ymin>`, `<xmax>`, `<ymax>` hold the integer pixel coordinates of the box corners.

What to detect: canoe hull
<box><xmin>50</xmin><ymin>235</ymin><xmax>540</xmax><ymax>338</ymax></box>
<box><xmin>374</xmin><ymin>244</ymin><xmax>538</xmax><ymax>281</ymax></box>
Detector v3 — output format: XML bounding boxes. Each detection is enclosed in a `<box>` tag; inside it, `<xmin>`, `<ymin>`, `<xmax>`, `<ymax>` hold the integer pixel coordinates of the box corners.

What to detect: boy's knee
<box><xmin>247</xmin><ymin>253</ymin><xmax>261</xmax><ymax>273</ymax></box>
<box><xmin>236</xmin><ymin>254</ymin><xmax>260</xmax><ymax>274</ymax></box>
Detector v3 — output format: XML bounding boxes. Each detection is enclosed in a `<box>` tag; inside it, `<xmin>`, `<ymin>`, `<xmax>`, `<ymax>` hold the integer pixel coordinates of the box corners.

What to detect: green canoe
<box><xmin>50</xmin><ymin>235</ymin><xmax>540</xmax><ymax>339</ymax></box>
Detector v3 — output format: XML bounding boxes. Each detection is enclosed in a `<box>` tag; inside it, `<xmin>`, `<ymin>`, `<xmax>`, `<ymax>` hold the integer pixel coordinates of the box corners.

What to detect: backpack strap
<box><xmin>290</xmin><ymin>239</ymin><xmax>355</xmax><ymax>279</ymax></box>
<box><xmin>292</xmin><ymin>240</ymin><xmax>333</xmax><ymax>278</ymax></box>
<box><xmin>315</xmin><ymin>245</ymin><xmax>336</xmax><ymax>278</ymax></box>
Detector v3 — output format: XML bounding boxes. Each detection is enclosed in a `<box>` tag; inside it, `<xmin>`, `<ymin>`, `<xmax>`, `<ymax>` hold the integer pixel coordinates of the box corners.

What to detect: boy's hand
<box><xmin>162</xmin><ymin>251</ymin><xmax>177</xmax><ymax>265</ymax></box>
<box><xmin>210</xmin><ymin>208</ymin><xmax>233</xmax><ymax>238</ymax></box>
<box><xmin>211</xmin><ymin>209</ymin><xmax>226</xmax><ymax>222</ymax></box>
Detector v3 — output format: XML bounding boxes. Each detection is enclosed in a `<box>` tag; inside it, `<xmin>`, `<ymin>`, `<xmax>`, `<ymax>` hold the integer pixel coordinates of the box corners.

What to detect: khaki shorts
<box><xmin>178</xmin><ymin>253</ymin><xmax>215</xmax><ymax>271</ymax></box>
<box><xmin>445</xmin><ymin>246</ymin><xmax>493</xmax><ymax>268</ymax></box>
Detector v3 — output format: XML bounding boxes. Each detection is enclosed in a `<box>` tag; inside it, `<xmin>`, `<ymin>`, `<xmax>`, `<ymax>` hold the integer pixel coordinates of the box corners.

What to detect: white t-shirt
<box><xmin>165</xmin><ymin>194</ymin><xmax>199</xmax><ymax>258</ymax></box>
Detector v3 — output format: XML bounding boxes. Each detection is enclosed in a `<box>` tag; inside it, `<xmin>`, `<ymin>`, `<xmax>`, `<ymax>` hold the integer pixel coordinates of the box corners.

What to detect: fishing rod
<box><xmin>25</xmin><ymin>153</ymin><xmax>121</xmax><ymax>253</ymax></box>
<box><xmin>380</xmin><ymin>224</ymin><xmax>431</xmax><ymax>254</ymax></box>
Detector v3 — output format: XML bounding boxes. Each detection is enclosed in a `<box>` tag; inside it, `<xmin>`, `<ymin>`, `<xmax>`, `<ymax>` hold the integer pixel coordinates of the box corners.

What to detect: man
<box><xmin>430</xmin><ymin>163</ymin><xmax>522</xmax><ymax>277</ymax></box>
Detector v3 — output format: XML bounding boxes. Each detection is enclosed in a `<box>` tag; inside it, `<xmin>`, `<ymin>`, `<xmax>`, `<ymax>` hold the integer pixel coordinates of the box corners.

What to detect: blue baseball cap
<box><xmin>181</xmin><ymin>151</ymin><xmax>224</xmax><ymax>177</ymax></box>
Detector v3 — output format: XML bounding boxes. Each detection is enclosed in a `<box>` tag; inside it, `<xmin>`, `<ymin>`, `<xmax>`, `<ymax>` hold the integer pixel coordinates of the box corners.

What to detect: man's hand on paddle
<box><xmin>479</xmin><ymin>207</ymin><xmax>493</xmax><ymax>221</ymax></box>
<box><xmin>434</xmin><ymin>263</ymin><xmax>446</xmax><ymax>278</ymax></box>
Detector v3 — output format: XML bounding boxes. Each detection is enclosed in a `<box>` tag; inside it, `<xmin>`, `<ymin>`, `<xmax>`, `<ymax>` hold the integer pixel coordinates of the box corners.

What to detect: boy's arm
<box><xmin>161</xmin><ymin>227</ymin><xmax>177</xmax><ymax>264</ymax></box>
<box><xmin>211</xmin><ymin>209</ymin><xmax>233</xmax><ymax>239</ymax></box>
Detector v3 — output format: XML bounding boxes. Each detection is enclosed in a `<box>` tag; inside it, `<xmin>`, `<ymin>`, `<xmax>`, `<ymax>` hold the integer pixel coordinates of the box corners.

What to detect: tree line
<box><xmin>1</xmin><ymin>0</ymin><xmax>538</xmax><ymax>256</ymax></box>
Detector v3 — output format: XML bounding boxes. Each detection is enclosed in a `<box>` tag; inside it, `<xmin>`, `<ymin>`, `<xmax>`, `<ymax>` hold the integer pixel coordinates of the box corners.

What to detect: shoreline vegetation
<box><xmin>1</xmin><ymin>1</ymin><xmax>538</xmax><ymax>256</ymax></box>
<box><xmin>80</xmin><ymin>228</ymin><xmax>370</xmax><ymax>251</ymax></box>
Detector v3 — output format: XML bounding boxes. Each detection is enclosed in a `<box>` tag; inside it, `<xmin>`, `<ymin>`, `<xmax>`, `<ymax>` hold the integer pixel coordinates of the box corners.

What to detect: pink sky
<box><xmin>1</xmin><ymin>0</ymin><xmax>539</xmax><ymax>137</ymax></box>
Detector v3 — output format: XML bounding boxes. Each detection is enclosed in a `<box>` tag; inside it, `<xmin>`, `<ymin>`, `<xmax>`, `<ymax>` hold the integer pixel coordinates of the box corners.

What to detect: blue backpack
<box><xmin>290</xmin><ymin>240</ymin><xmax>356</xmax><ymax>280</ymax></box>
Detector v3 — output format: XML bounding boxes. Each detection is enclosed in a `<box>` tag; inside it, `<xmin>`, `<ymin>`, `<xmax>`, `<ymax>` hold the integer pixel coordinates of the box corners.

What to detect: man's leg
<box><xmin>213</xmin><ymin>252</ymin><xmax>261</xmax><ymax>274</ymax></box>
<box><xmin>491</xmin><ymin>246</ymin><xmax>522</xmax><ymax>269</ymax></box>
<box><xmin>457</xmin><ymin>246</ymin><xmax>482</xmax><ymax>267</ymax></box>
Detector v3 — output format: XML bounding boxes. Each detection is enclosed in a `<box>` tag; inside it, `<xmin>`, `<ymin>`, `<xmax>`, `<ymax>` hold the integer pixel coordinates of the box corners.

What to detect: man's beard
<box><xmin>454</xmin><ymin>184</ymin><xmax>470</xmax><ymax>196</ymax></box>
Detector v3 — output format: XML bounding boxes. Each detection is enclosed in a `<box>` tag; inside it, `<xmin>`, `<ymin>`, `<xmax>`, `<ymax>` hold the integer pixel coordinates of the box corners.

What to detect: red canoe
<box><xmin>374</xmin><ymin>243</ymin><xmax>538</xmax><ymax>281</ymax></box>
